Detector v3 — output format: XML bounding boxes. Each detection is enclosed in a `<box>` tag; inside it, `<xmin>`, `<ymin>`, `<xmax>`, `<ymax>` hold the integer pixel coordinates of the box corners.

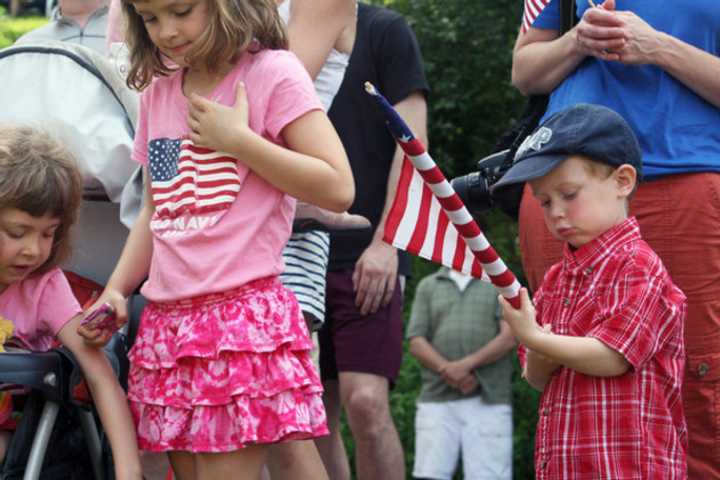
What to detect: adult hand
<box><xmin>187</xmin><ymin>82</ymin><xmax>251</xmax><ymax>152</ymax></box>
<box><xmin>498</xmin><ymin>288</ymin><xmax>542</xmax><ymax>346</ymax></box>
<box><xmin>610</xmin><ymin>11</ymin><xmax>664</xmax><ymax>65</ymax></box>
<box><xmin>77</xmin><ymin>288</ymin><xmax>127</xmax><ymax>347</ymax></box>
<box><xmin>352</xmin><ymin>239</ymin><xmax>398</xmax><ymax>315</ymax></box>
<box><xmin>574</xmin><ymin>0</ymin><xmax>625</xmax><ymax>61</ymax></box>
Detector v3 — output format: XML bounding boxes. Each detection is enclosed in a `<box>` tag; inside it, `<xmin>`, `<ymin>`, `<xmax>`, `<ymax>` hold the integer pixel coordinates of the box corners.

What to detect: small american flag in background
<box><xmin>148</xmin><ymin>138</ymin><xmax>244</xmax><ymax>219</ymax></box>
<box><xmin>365</xmin><ymin>83</ymin><xmax>522</xmax><ymax>308</ymax></box>
<box><xmin>522</xmin><ymin>0</ymin><xmax>552</xmax><ymax>33</ymax></box>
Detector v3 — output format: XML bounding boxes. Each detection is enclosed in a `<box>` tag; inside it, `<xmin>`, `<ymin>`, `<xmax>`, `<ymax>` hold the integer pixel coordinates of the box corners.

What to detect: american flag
<box><xmin>521</xmin><ymin>0</ymin><xmax>552</xmax><ymax>33</ymax></box>
<box><xmin>148</xmin><ymin>138</ymin><xmax>244</xmax><ymax>219</ymax></box>
<box><xmin>365</xmin><ymin>83</ymin><xmax>521</xmax><ymax>308</ymax></box>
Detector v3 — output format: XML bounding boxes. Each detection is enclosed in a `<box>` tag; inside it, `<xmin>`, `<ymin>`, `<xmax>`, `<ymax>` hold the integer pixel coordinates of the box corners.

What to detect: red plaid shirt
<box><xmin>529</xmin><ymin>217</ymin><xmax>687</xmax><ymax>479</ymax></box>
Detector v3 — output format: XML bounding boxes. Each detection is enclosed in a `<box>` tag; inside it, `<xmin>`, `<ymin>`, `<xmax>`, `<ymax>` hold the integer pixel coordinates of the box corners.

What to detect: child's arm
<box><xmin>439</xmin><ymin>320</ymin><xmax>517</xmax><ymax>384</ymax></box>
<box><xmin>58</xmin><ymin>316</ymin><xmax>142</xmax><ymax>479</ymax></box>
<box><xmin>78</xmin><ymin>168</ymin><xmax>155</xmax><ymax>345</ymax></box>
<box><xmin>524</xmin><ymin>346</ymin><xmax>562</xmax><ymax>391</ymax></box>
<box><xmin>408</xmin><ymin>336</ymin><xmax>450</xmax><ymax>375</ymax></box>
<box><xmin>188</xmin><ymin>84</ymin><xmax>354</xmax><ymax>213</ymax></box>
<box><xmin>408</xmin><ymin>336</ymin><xmax>477</xmax><ymax>394</ymax></box>
<box><xmin>500</xmin><ymin>289</ymin><xmax>631</xmax><ymax>378</ymax></box>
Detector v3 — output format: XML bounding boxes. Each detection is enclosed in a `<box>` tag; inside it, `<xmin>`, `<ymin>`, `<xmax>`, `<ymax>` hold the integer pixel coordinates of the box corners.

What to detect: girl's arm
<box><xmin>78</xmin><ymin>168</ymin><xmax>154</xmax><ymax>345</ymax></box>
<box><xmin>500</xmin><ymin>289</ymin><xmax>630</xmax><ymax>378</ymax></box>
<box><xmin>58</xmin><ymin>316</ymin><xmax>141</xmax><ymax>479</ymax></box>
<box><xmin>188</xmin><ymin>84</ymin><xmax>354</xmax><ymax>212</ymax></box>
<box><xmin>286</xmin><ymin>0</ymin><xmax>355</xmax><ymax>79</ymax></box>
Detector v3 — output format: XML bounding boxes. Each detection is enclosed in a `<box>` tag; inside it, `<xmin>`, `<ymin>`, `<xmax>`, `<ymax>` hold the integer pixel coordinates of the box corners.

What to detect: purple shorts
<box><xmin>319</xmin><ymin>269</ymin><xmax>404</xmax><ymax>384</ymax></box>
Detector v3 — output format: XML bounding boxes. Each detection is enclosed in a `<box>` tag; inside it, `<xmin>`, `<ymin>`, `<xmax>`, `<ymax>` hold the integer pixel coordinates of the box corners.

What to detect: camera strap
<box><xmin>491</xmin><ymin>0</ymin><xmax>577</xmax><ymax>218</ymax></box>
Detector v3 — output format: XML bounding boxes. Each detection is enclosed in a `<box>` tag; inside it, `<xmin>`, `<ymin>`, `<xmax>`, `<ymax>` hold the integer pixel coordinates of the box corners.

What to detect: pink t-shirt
<box><xmin>0</xmin><ymin>268</ymin><xmax>82</xmax><ymax>351</ymax></box>
<box><xmin>133</xmin><ymin>49</ymin><xmax>322</xmax><ymax>302</ymax></box>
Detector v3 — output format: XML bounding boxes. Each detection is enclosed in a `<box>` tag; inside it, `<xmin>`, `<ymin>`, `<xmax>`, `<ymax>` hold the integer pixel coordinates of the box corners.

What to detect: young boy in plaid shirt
<box><xmin>494</xmin><ymin>104</ymin><xmax>688</xmax><ymax>479</ymax></box>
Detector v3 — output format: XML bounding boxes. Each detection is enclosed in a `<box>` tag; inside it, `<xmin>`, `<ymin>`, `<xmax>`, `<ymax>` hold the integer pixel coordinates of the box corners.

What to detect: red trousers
<box><xmin>519</xmin><ymin>173</ymin><xmax>720</xmax><ymax>479</ymax></box>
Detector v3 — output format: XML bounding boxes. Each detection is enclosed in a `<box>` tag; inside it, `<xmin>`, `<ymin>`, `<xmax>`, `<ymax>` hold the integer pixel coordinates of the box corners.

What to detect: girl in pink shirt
<box><xmin>0</xmin><ymin>125</ymin><xmax>142</xmax><ymax>477</ymax></box>
<box><xmin>80</xmin><ymin>0</ymin><xmax>354</xmax><ymax>477</ymax></box>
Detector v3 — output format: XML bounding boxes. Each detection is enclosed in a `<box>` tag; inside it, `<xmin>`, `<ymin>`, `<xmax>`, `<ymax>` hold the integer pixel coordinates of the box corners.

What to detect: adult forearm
<box><xmin>654</xmin><ymin>32</ymin><xmax>720</xmax><ymax>108</ymax></box>
<box><xmin>524</xmin><ymin>332</ymin><xmax>629</xmax><ymax>377</ymax></box>
<box><xmin>287</xmin><ymin>0</ymin><xmax>356</xmax><ymax>79</ymax></box>
<box><xmin>512</xmin><ymin>29</ymin><xmax>587</xmax><ymax>95</ymax></box>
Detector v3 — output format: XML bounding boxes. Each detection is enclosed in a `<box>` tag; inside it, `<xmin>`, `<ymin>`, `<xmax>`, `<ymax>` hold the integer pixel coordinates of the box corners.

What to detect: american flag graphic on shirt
<box><xmin>148</xmin><ymin>138</ymin><xmax>244</xmax><ymax>219</ymax></box>
<box><xmin>521</xmin><ymin>0</ymin><xmax>552</xmax><ymax>33</ymax></box>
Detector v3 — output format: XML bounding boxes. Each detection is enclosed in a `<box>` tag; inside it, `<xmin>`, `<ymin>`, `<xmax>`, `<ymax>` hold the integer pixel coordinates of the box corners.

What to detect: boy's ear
<box><xmin>614</xmin><ymin>164</ymin><xmax>637</xmax><ymax>197</ymax></box>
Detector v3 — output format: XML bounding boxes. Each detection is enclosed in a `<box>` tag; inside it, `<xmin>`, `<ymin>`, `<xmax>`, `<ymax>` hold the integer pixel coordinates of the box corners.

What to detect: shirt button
<box><xmin>584</xmin><ymin>267</ymin><xmax>593</xmax><ymax>275</ymax></box>
<box><xmin>697</xmin><ymin>362</ymin><xmax>710</xmax><ymax>377</ymax></box>
<box><xmin>540</xmin><ymin>458</ymin><xmax>549</xmax><ymax>469</ymax></box>
<box><xmin>563</xmin><ymin>298</ymin><xmax>570</xmax><ymax>306</ymax></box>
<box><xmin>543</xmin><ymin>407</ymin><xmax>550</xmax><ymax>416</ymax></box>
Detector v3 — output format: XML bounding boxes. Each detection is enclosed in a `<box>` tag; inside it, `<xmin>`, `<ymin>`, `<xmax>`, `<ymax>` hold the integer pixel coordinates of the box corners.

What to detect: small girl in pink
<box><xmin>0</xmin><ymin>125</ymin><xmax>142</xmax><ymax>477</ymax></box>
<box><xmin>79</xmin><ymin>0</ymin><xmax>355</xmax><ymax>477</ymax></box>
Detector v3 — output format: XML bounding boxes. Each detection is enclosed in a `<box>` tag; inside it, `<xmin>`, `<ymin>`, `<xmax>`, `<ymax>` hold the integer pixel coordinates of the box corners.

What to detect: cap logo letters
<box><xmin>515</xmin><ymin>127</ymin><xmax>553</xmax><ymax>162</ymax></box>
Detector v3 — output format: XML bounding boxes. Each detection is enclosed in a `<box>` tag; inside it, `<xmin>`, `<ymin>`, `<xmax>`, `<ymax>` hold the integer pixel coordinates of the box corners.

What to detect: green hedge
<box><xmin>0</xmin><ymin>8</ymin><xmax>46</xmax><ymax>48</ymax></box>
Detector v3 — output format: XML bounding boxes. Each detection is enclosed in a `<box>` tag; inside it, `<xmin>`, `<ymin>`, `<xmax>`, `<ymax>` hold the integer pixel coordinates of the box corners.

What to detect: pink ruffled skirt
<box><xmin>127</xmin><ymin>277</ymin><xmax>328</xmax><ymax>453</ymax></box>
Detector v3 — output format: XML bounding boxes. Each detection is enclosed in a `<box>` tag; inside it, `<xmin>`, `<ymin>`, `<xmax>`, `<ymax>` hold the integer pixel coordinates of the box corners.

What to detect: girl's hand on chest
<box><xmin>187</xmin><ymin>81</ymin><xmax>252</xmax><ymax>153</ymax></box>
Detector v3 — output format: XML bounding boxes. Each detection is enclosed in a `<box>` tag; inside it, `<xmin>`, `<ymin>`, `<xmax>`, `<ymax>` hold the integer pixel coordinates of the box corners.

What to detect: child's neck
<box><xmin>182</xmin><ymin>61</ymin><xmax>235</xmax><ymax>98</ymax></box>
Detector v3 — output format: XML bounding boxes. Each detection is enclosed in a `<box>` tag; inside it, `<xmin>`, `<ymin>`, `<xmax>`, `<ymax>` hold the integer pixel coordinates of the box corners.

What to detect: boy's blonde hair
<box><xmin>122</xmin><ymin>0</ymin><xmax>288</xmax><ymax>91</ymax></box>
<box><xmin>0</xmin><ymin>125</ymin><xmax>82</xmax><ymax>274</ymax></box>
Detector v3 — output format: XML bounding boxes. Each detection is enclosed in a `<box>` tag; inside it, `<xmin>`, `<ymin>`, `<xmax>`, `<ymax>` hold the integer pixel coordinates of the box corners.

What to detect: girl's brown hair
<box><xmin>123</xmin><ymin>0</ymin><xmax>288</xmax><ymax>91</ymax></box>
<box><xmin>0</xmin><ymin>125</ymin><xmax>83</xmax><ymax>274</ymax></box>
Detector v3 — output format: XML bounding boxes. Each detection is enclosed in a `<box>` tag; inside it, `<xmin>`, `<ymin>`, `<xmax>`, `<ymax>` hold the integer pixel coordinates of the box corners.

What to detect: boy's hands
<box><xmin>187</xmin><ymin>82</ymin><xmax>251</xmax><ymax>153</ymax></box>
<box><xmin>77</xmin><ymin>289</ymin><xmax>127</xmax><ymax>347</ymax></box>
<box><xmin>499</xmin><ymin>288</ymin><xmax>543</xmax><ymax>346</ymax></box>
<box><xmin>439</xmin><ymin>359</ymin><xmax>479</xmax><ymax>394</ymax></box>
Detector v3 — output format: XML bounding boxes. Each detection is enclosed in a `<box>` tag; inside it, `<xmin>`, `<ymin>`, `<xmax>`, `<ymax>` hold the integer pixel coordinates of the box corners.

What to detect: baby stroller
<box><xmin>0</xmin><ymin>40</ymin><xmax>143</xmax><ymax>479</ymax></box>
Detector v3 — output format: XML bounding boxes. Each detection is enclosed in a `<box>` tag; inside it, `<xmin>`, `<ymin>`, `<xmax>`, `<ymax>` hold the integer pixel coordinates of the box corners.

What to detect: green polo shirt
<box><xmin>407</xmin><ymin>268</ymin><xmax>513</xmax><ymax>404</ymax></box>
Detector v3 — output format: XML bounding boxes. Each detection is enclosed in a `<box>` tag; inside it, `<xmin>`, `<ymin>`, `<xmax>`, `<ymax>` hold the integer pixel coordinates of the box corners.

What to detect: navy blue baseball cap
<box><xmin>491</xmin><ymin>104</ymin><xmax>642</xmax><ymax>194</ymax></box>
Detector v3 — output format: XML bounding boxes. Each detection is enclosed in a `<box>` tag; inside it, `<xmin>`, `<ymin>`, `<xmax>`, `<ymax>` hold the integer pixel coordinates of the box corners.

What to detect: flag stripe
<box><xmin>521</xmin><ymin>0</ymin><xmax>551</xmax><ymax>33</ymax></box>
<box><xmin>406</xmin><ymin>185</ymin><xmax>434</xmax><ymax>254</ymax></box>
<box><xmin>383</xmin><ymin>157</ymin><xmax>414</xmax><ymax>246</ymax></box>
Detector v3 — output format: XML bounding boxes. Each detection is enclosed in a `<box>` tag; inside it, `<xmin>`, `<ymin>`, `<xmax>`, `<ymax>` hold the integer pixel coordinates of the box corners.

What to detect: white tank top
<box><xmin>278</xmin><ymin>0</ymin><xmax>349</xmax><ymax>111</ymax></box>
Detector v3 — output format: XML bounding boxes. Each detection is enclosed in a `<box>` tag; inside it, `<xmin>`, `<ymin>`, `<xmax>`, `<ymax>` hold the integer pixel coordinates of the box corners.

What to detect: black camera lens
<box><xmin>451</xmin><ymin>171</ymin><xmax>493</xmax><ymax>215</ymax></box>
